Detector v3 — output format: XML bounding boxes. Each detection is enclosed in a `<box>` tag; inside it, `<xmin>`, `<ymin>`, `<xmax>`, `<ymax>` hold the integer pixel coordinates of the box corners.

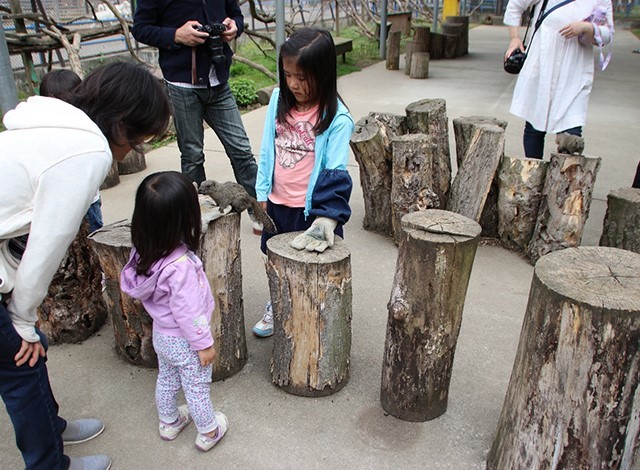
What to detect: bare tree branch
<box><xmin>232</xmin><ymin>54</ymin><xmax>276</xmax><ymax>81</ymax></box>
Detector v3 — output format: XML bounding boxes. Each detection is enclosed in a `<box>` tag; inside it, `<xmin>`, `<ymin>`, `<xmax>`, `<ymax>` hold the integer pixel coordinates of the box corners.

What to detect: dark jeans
<box><xmin>633</xmin><ymin>161</ymin><xmax>640</xmax><ymax>189</ymax></box>
<box><xmin>84</xmin><ymin>198</ymin><xmax>103</xmax><ymax>234</ymax></box>
<box><xmin>0</xmin><ymin>303</ymin><xmax>69</xmax><ymax>469</ymax></box>
<box><xmin>166</xmin><ymin>81</ymin><xmax>258</xmax><ymax>197</ymax></box>
<box><xmin>523</xmin><ymin>122</ymin><xmax>582</xmax><ymax>159</ymax></box>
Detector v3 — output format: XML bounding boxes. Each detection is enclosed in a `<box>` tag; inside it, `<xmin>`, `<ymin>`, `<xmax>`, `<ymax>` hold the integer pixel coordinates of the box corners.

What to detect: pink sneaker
<box><xmin>159</xmin><ymin>405</ymin><xmax>191</xmax><ymax>441</ymax></box>
<box><xmin>195</xmin><ymin>411</ymin><xmax>228</xmax><ymax>452</ymax></box>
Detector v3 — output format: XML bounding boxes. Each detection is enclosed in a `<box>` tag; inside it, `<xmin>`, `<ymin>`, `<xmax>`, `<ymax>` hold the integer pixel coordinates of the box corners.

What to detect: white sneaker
<box><xmin>252</xmin><ymin>301</ymin><xmax>273</xmax><ymax>337</ymax></box>
<box><xmin>195</xmin><ymin>411</ymin><xmax>228</xmax><ymax>452</ymax></box>
<box><xmin>158</xmin><ymin>405</ymin><xmax>191</xmax><ymax>441</ymax></box>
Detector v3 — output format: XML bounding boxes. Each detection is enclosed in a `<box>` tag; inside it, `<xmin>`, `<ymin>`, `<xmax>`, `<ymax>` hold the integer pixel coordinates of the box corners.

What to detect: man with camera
<box><xmin>133</xmin><ymin>0</ymin><xmax>261</xmax><ymax>232</ymax></box>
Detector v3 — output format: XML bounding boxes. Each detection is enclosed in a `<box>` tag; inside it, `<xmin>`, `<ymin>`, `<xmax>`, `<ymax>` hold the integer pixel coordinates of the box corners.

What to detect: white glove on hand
<box><xmin>290</xmin><ymin>217</ymin><xmax>338</xmax><ymax>253</ymax></box>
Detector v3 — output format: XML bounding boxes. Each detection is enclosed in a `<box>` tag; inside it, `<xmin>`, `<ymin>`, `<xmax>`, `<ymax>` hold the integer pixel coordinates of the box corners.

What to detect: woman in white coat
<box><xmin>504</xmin><ymin>0</ymin><xmax>614</xmax><ymax>158</ymax></box>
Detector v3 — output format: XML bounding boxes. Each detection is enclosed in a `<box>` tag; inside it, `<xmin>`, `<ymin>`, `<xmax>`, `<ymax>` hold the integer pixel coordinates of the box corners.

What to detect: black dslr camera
<box><xmin>194</xmin><ymin>23</ymin><xmax>227</xmax><ymax>64</ymax></box>
<box><xmin>503</xmin><ymin>48</ymin><xmax>526</xmax><ymax>74</ymax></box>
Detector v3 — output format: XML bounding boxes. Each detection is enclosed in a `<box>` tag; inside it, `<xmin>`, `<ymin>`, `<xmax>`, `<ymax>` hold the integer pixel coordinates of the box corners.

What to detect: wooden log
<box><xmin>599</xmin><ymin>188</ymin><xmax>640</xmax><ymax>254</ymax></box>
<box><xmin>409</xmin><ymin>52</ymin><xmax>430</xmax><ymax>79</ymax></box>
<box><xmin>442</xmin><ymin>34</ymin><xmax>458</xmax><ymax>59</ymax></box>
<box><xmin>404</xmin><ymin>39</ymin><xmax>425</xmax><ymax>75</ymax></box>
<box><xmin>89</xmin><ymin>221</ymin><xmax>156</xmax><ymax>367</ymax></box>
<box><xmin>197</xmin><ymin>211</ymin><xmax>247</xmax><ymax>381</ymax></box>
<box><xmin>391</xmin><ymin>134</ymin><xmax>440</xmax><ymax>243</ymax></box>
<box><xmin>381</xmin><ymin>210</ymin><xmax>481</xmax><ymax>421</ymax></box>
<box><xmin>117</xmin><ymin>149</ymin><xmax>146</xmax><ymax>175</ymax></box>
<box><xmin>429</xmin><ymin>32</ymin><xmax>444</xmax><ymax>60</ymax></box>
<box><xmin>453</xmin><ymin>116</ymin><xmax>508</xmax><ymax>169</ymax></box>
<box><xmin>37</xmin><ymin>221</ymin><xmax>108</xmax><ymax>344</ymax></box>
<box><xmin>497</xmin><ymin>156</ymin><xmax>549</xmax><ymax>252</ymax></box>
<box><xmin>100</xmin><ymin>159</ymin><xmax>120</xmax><ymax>190</ymax></box>
<box><xmin>386</xmin><ymin>30</ymin><xmax>401</xmax><ymax>70</ymax></box>
<box><xmin>527</xmin><ymin>153</ymin><xmax>601</xmax><ymax>264</ymax></box>
<box><xmin>487</xmin><ymin>246</ymin><xmax>640</xmax><ymax>469</ymax></box>
<box><xmin>446</xmin><ymin>124</ymin><xmax>505</xmax><ymax>223</ymax></box>
<box><xmin>267</xmin><ymin>233</ymin><xmax>352</xmax><ymax>397</ymax></box>
<box><xmin>445</xmin><ymin>16</ymin><xmax>470</xmax><ymax>54</ymax></box>
<box><xmin>350</xmin><ymin>113</ymin><xmax>406</xmax><ymax>236</ymax></box>
<box><xmin>413</xmin><ymin>25</ymin><xmax>431</xmax><ymax>53</ymax></box>
<box><xmin>405</xmin><ymin>99</ymin><xmax>451</xmax><ymax>206</ymax></box>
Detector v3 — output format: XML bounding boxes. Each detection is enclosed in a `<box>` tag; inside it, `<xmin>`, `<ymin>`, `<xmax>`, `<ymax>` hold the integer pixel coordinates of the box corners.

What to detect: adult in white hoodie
<box><xmin>0</xmin><ymin>62</ymin><xmax>170</xmax><ymax>470</ymax></box>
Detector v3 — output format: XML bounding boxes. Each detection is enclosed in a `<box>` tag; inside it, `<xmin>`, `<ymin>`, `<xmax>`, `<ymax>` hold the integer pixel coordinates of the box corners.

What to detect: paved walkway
<box><xmin>1</xmin><ymin>25</ymin><xmax>639</xmax><ymax>469</ymax></box>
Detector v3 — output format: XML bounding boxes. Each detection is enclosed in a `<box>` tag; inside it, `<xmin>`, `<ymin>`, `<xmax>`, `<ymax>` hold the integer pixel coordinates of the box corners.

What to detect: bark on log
<box><xmin>413</xmin><ymin>25</ymin><xmax>431</xmax><ymax>53</ymax></box>
<box><xmin>404</xmin><ymin>40</ymin><xmax>425</xmax><ymax>75</ymax></box>
<box><xmin>429</xmin><ymin>32</ymin><xmax>444</xmax><ymax>60</ymax></box>
<box><xmin>442</xmin><ymin>22</ymin><xmax>464</xmax><ymax>57</ymax></box>
<box><xmin>405</xmin><ymin>99</ymin><xmax>451</xmax><ymax>205</ymax></box>
<box><xmin>197</xmin><ymin>211</ymin><xmax>247</xmax><ymax>381</ymax></box>
<box><xmin>445</xmin><ymin>16</ymin><xmax>469</xmax><ymax>54</ymax></box>
<box><xmin>37</xmin><ymin>221</ymin><xmax>108</xmax><ymax>344</ymax></box>
<box><xmin>527</xmin><ymin>153</ymin><xmax>601</xmax><ymax>264</ymax></box>
<box><xmin>89</xmin><ymin>222</ymin><xmax>156</xmax><ymax>367</ymax></box>
<box><xmin>446</xmin><ymin>124</ymin><xmax>505</xmax><ymax>223</ymax></box>
<box><xmin>391</xmin><ymin>134</ymin><xmax>440</xmax><ymax>243</ymax></box>
<box><xmin>599</xmin><ymin>187</ymin><xmax>640</xmax><ymax>254</ymax></box>
<box><xmin>497</xmin><ymin>156</ymin><xmax>549</xmax><ymax>252</ymax></box>
<box><xmin>350</xmin><ymin>113</ymin><xmax>406</xmax><ymax>236</ymax></box>
<box><xmin>487</xmin><ymin>246</ymin><xmax>640</xmax><ymax>470</ymax></box>
<box><xmin>442</xmin><ymin>34</ymin><xmax>458</xmax><ymax>59</ymax></box>
<box><xmin>386</xmin><ymin>30</ymin><xmax>401</xmax><ymax>70</ymax></box>
<box><xmin>100</xmin><ymin>159</ymin><xmax>120</xmax><ymax>190</ymax></box>
<box><xmin>381</xmin><ymin>210</ymin><xmax>481</xmax><ymax>421</ymax></box>
<box><xmin>453</xmin><ymin>115</ymin><xmax>508</xmax><ymax>168</ymax></box>
<box><xmin>117</xmin><ymin>149</ymin><xmax>146</xmax><ymax>175</ymax></box>
<box><xmin>409</xmin><ymin>52</ymin><xmax>430</xmax><ymax>79</ymax></box>
<box><xmin>267</xmin><ymin>233</ymin><xmax>352</xmax><ymax>397</ymax></box>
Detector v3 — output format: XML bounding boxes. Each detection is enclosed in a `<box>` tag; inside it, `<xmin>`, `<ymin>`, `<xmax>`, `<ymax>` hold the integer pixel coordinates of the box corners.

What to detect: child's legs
<box><xmin>178</xmin><ymin>358</ymin><xmax>217</xmax><ymax>434</ymax></box>
<box><xmin>153</xmin><ymin>333</ymin><xmax>183</xmax><ymax>423</ymax></box>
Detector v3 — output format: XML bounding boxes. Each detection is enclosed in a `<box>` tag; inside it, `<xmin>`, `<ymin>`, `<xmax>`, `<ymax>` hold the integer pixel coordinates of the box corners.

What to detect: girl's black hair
<box><xmin>130</xmin><ymin>171</ymin><xmax>201</xmax><ymax>275</ymax></box>
<box><xmin>277</xmin><ymin>27</ymin><xmax>341</xmax><ymax>135</ymax></box>
<box><xmin>40</xmin><ymin>69</ymin><xmax>82</xmax><ymax>102</ymax></box>
<box><xmin>68</xmin><ymin>61</ymin><xmax>171</xmax><ymax>149</ymax></box>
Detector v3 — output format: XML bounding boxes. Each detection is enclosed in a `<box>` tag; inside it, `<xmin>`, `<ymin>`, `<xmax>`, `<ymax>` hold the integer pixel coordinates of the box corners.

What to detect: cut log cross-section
<box><xmin>381</xmin><ymin>210</ymin><xmax>481</xmax><ymax>421</ymax></box>
<box><xmin>267</xmin><ymin>233</ymin><xmax>352</xmax><ymax>397</ymax></box>
<box><xmin>487</xmin><ymin>246</ymin><xmax>640</xmax><ymax>469</ymax></box>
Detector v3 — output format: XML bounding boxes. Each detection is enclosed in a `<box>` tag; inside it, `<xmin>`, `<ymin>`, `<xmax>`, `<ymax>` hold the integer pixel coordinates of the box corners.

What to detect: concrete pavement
<box><xmin>1</xmin><ymin>25</ymin><xmax>639</xmax><ymax>469</ymax></box>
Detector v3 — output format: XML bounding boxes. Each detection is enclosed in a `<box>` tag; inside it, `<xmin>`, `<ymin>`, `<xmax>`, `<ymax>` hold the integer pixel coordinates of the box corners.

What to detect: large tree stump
<box><xmin>404</xmin><ymin>40</ymin><xmax>426</xmax><ymax>75</ymax></box>
<box><xmin>391</xmin><ymin>134</ymin><xmax>440</xmax><ymax>243</ymax></box>
<box><xmin>381</xmin><ymin>210</ymin><xmax>481</xmax><ymax>421</ymax></box>
<box><xmin>413</xmin><ymin>25</ymin><xmax>431</xmax><ymax>52</ymax></box>
<box><xmin>197</xmin><ymin>210</ymin><xmax>247</xmax><ymax>381</ymax></box>
<box><xmin>527</xmin><ymin>153</ymin><xmax>601</xmax><ymax>264</ymax></box>
<box><xmin>100</xmin><ymin>160</ymin><xmax>120</xmax><ymax>190</ymax></box>
<box><xmin>453</xmin><ymin>116</ymin><xmax>508</xmax><ymax>168</ymax></box>
<box><xmin>267</xmin><ymin>233</ymin><xmax>352</xmax><ymax>397</ymax></box>
<box><xmin>89</xmin><ymin>221</ymin><xmax>156</xmax><ymax>367</ymax></box>
<box><xmin>37</xmin><ymin>221</ymin><xmax>108</xmax><ymax>344</ymax></box>
<box><xmin>405</xmin><ymin>99</ymin><xmax>451</xmax><ymax>206</ymax></box>
<box><xmin>446</xmin><ymin>124</ymin><xmax>505</xmax><ymax>223</ymax></box>
<box><xmin>444</xmin><ymin>16</ymin><xmax>469</xmax><ymax>54</ymax></box>
<box><xmin>497</xmin><ymin>156</ymin><xmax>549</xmax><ymax>252</ymax></box>
<box><xmin>487</xmin><ymin>246</ymin><xmax>640</xmax><ymax>469</ymax></box>
<box><xmin>350</xmin><ymin>113</ymin><xmax>406</xmax><ymax>236</ymax></box>
<box><xmin>599</xmin><ymin>187</ymin><xmax>640</xmax><ymax>254</ymax></box>
<box><xmin>409</xmin><ymin>52</ymin><xmax>430</xmax><ymax>79</ymax></box>
<box><xmin>117</xmin><ymin>149</ymin><xmax>146</xmax><ymax>175</ymax></box>
<box><xmin>442</xmin><ymin>34</ymin><xmax>458</xmax><ymax>59</ymax></box>
<box><xmin>386</xmin><ymin>30</ymin><xmax>401</xmax><ymax>70</ymax></box>
<box><xmin>429</xmin><ymin>32</ymin><xmax>444</xmax><ymax>60</ymax></box>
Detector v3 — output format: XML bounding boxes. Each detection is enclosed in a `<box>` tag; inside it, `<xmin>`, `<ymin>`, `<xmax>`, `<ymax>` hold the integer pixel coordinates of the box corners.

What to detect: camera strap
<box><xmin>527</xmin><ymin>0</ymin><xmax>575</xmax><ymax>51</ymax></box>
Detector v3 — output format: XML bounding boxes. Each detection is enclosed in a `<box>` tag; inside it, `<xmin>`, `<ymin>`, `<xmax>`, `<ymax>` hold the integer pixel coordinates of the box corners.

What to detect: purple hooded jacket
<box><xmin>120</xmin><ymin>244</ymin><xmax>214</xmax><ymax>351</ymax></box>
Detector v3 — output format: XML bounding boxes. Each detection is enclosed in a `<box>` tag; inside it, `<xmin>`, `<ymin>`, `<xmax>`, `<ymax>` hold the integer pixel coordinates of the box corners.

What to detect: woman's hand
<box><xmin>559</xmin><ymin>21</ymin><xmax>592</xmax><ymax>40</ymax></box>
<box><xmin>198</xmin><ymin>346</ymin><xmax>216</xmax><ymax>367</ymax></box>
<box><xmin>221</xmin><ymin>18</ymin><xmax>238</xmax><ymax>42</ymax></box>
<box><xmin>15</xmin><ymin>339</ymin><xmax>46</xmax><ymax>367</ymax></box>
<box><xmin>505</xmin><ymin>36</ymin><xmax>525</xmax><ymax>61</ymax></box>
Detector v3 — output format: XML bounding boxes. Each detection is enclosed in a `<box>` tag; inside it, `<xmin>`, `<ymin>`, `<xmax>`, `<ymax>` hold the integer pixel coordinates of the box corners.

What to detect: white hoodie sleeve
<box><xmin>9</xmin><ymin>152</ymin><xmax>111</xmax><ymax>342</ymax></box>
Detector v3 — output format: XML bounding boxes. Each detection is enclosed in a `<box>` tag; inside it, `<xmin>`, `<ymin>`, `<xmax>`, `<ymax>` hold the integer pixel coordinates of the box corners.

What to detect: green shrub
<box><xmin>229</xmin><ymin>78</ymin><xmax>258</xmax><ymax>107</ymax></box>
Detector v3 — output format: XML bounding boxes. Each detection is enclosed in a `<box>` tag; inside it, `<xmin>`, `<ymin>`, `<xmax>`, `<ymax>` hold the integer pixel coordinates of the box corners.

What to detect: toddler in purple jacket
<box><xmin>120</xmin><ymin>171</ymin><xmax>227</xmax><ymax>452</ymax></box>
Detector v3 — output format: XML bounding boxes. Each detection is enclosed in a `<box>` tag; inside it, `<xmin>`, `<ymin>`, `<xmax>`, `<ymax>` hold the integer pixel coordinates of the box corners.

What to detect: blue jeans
<box><xmin>166</xmin><ymin>81</ymin><xmax>258</xmax><ymax>196</ymax></box>
<box><xmin>84</xmin><ymin>198</ymin><xmax>103</xmax><ymax>234</ymax></box>
<box><xmin>0</xmin><ymin>303</ymin><xmax>69</xmax><ymax>469</ymax></box>
<box><xmin>523</xmin><ymin>122</ymin><xmax>582</xmax><ymax>159</ymax></box>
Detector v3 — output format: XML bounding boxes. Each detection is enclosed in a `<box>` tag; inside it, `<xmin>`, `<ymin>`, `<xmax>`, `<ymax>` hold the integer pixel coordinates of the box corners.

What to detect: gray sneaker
<box><xmin>195</xmin><ymin>411</ymin><xmax>228</xmax><ymax>452</ymax></box>
<box><xmin>62</xmin><ymin>419</ymin><xmax>105</xmax><ymax>445</ymax></box>
<box><xmin>68</xmin><ymin>454</ymin><xmax>111</xmax><ymax>470</ymax></box>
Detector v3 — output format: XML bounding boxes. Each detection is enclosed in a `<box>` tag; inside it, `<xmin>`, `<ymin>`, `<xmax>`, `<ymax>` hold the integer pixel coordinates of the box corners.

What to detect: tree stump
<box><xmin>429</xmin><ymin>32</ymin><xmax>444</xmax><ymax>60</ymax></box>
<box><xmin>386</xmin><ymin>30</ymin><xmax>401</xmax><ymax>70</ymax></box>
<box><xmin>197</xmin><ymin>211</ymin><xmax>247</xmax><ymax>381</ymax></box>
<box><xmin>404</xmin><ymin>40</ymin><xmax>426</xmax><ymax>75</ymax></box>
<box><xmin>409</xmin><ymin>52</ymin><xmax>430</xmax><ymax>79</ymax></box>
<box><xmin>453</xmin><ymin>116</ymin><xmax>508</xmax><ymax>168</ymax></box>
<box><xmin>267</xmin><ymin>233</ymin><xmax>352</xmax><ymax>397</ymax></box>
<box><xmin>487</xmin><ymin>246</ymin><xmax>640</xmax><ymax>469</ymax></box>
<box><xmin>117</xmin><ymin>148</ymin><xmax>146</xmax><ymax>175</ymax></box>
<box><xmin>405</xmin><ymin>99</ymin><xmax>451</xmax><ymax>206</ymax></box>
<box><xmin>527</xmin><ymin>153</ymin><xmax>601</xmax><ymax>264</ymax></box>
<box><xmin>350</xmin><ymin>113</ymin><xmax>405</xmax><ymax>236</ymax></box>
<box><xmin>497</xmin><ymin>156</ymin><xmax>549</xmax><ymax>252</ymax></box>
<box><xmin>381</xmin><ymin>210</ymin><xmax>481</xmax><ymax>421</ymax></box>
<box><xmin>100</xmin><ymin>160</ymin><xmax>120</xmax><ymax>190</ymax></box>
<box><xmin>37</xmin><ymin>221</ymin><xmax>108</xmax><ymax>344</ymax></box>
<box><xmin>445</xmin><ymin>16</ymin><xmax>469</xmax><ymax>54</ymax></box>
<box><xmin>442</xmin><ymin>34</ymin><xmax>458</xmax><ymax>59</ymax></box>
<box><xmin>89</xmin><ymin>221</ymin><xmax>156</xmax><ymax>367</ymax></box>
<box><xmin>390</xmin><ymin>134</ymin><xmax>440</xmax><ymax>243</ymax></box>
<box><xmin>446</xmin><ymin>124</ymin><xmax>505</xmax><ymax>223</ymax></box>
<box><xmin>599</xmin><ymin>187</ymin><xmax>640</xmax><ymax>254</ymax></box>
<box><xmin>413</xmin><ymin>25</ymin><xmax>431</xmax><ymax>53</ymax></box>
